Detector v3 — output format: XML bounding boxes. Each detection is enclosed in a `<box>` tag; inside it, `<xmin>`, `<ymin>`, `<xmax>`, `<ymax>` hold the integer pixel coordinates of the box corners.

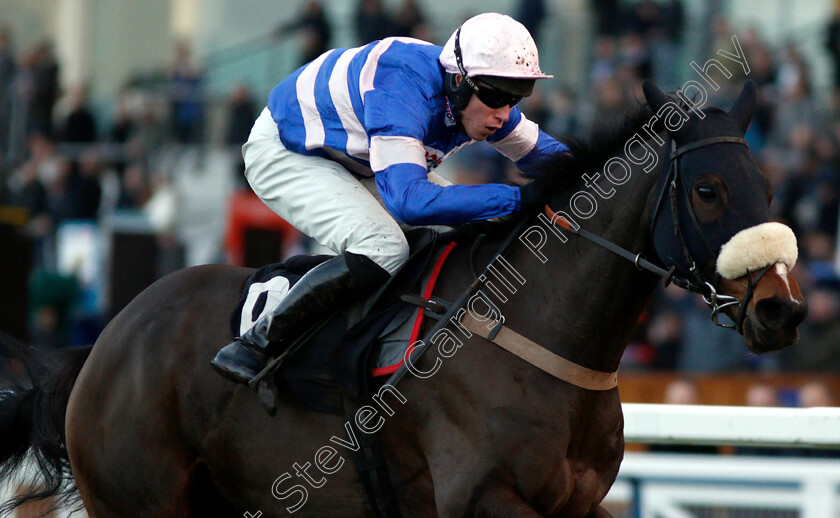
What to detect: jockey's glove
<box><xmin>456</xmin><ymin>215</ymin><xmax>516</xmax><ymax>239</ymax></box>
<box><xmin>518</xmin><ymin>181</ymin><xmax>549</xmax><ymax>213</ymax></box>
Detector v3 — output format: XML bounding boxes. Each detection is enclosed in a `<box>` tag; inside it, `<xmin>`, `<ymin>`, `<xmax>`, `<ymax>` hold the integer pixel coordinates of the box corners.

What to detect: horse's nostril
<box><xmin>754</xmin><ymin>297</ymin><xmax>807</xmax><ymax>329</ymax></box>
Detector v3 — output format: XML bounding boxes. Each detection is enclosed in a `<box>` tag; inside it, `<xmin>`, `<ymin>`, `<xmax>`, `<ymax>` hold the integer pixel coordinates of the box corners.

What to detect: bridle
<box><xmin>545</xmin><ymin>134</ymin><xmax>772</xmax><ymax>334</ymax></box>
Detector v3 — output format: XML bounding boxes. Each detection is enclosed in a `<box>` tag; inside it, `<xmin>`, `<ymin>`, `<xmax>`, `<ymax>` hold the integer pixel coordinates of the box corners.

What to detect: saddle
<box><xmin>229</xmin><ymin>227</ymin><xmax>458</xmax><ymax>415</ymax></box>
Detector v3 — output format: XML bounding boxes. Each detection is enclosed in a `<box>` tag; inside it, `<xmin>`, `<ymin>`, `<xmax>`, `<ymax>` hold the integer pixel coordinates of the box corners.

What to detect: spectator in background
<box><xmin>735</xmin><ymin>383</ymin><xmax>792</xmax><ymax>456</ymax></box>
<box><xmin>0</xmin><ymin>27</ymin><xmax>14</xmax><ymax>106</ymax></box>
<box><xmin>275</xmin><ymin>0</ymin><xmax>332</xmax><ymax>67</ymax></box>
<box><xmin>647</xmin><ymin>0</ymin><xmax>683</xmax><ymax>85</ymax></box>
<box><xmin>58</xmin><ymin>86</ymin><xmax>97</xmax><ymax>144</ymax></box>
<box><xmin>515</xmin><ymin>0</ymin><xmax>547</xmax><ymax>46</ymax></box>
<box><xmin>544</xmin><ymin>86</ymin><xmax>579</xmax><ymax>136</ymax></box>
<box><xmin>0</xmin><ymin>27</ymin><xmax>16</xmax><ymax>161</ymax></box>
<box><xmin>746</xmin><ymin>382</ymin><xmax>780</xmax><ymax>408</ymax></box>
<box><xmin>168</xmin><ymin>41</ymin><xmax>203</xmax><ymax>144</ymax></box>
<box><xmin>519</xmin><ymin>87</ymin><xmax>550</xmax><ymax>131</ymax></box>
<box><xmin>106</xmin><ymin>91</ymin><xmax>164</xmax><ymax>179</ymax></box>
<box><xmin>226</xmin><ymin>84</ymin><xmax>257</xmax><ymax>183</ymax></box>
<box><xmin>593</xmin><ymin>77</ymin><xmax>628</xmax><ymax>122</ymax></box>
<box><xmin>678</xmin><ymin>295</ymin><xmax>752</xmax><ymax>372</ymax></box>
<box><xmin>8</xmin><ymin>148</ymin><xmax>47</xmax><ymax>224</ymax></box>
<box><xmin>625</xmin><ymin>0</ymin><xmax>659</xmax><ymax>39</ymax></box>
<box><xmin>590</xmin><ymin>0</ymin><xmax>621</xmax><ymax>38</ymax></box>
<box><xmin>740</xmin><ymin>28</ymin><xmax>777</xmax><ymax>144</ymax></box>
<box><xmin>28</xmin><ymin>270</ymin><xmax>80</xmax><ymax>350</ymax></box>
<box><xmin>393</xmin><ymin>0</ymin><xmax>427</xmax><ymax>39</ymax></box>
<box><xmin>782</xmin><ymin>288</ymin><xmax>840</xmax><ymax>372</ymax></box>
<box><xmin>226</xmin><ymin>84</ymin><xmax>257</xmax><ymax>147</ymax></box>
<box><xmin>799</xmin><ymin>380</ymin><xmax>836</xmax><ymax>407</ymax></box>
<box><xmin>616</xmin><ymin>32</ymin><xmax>652</xmax><ymax>81</ymax></box>
<box><xmin>62</xmin><ymin>149</ymin><xmax>103</xmax><ymax>221</ymax></box>
<box><xmin>778</xmin><ymin>125</ymin><xmax>838</xmax><ymax>239</ymax></box>
<box><xmin>110</xmin><ymin>96</ymin><xmax>134</xmax><ymax>148</ymax></box>
<box><xmin>648</xmin><ymin>378</ymin><xmax>718</xmax><ymax>454</ymax></box>
<box><xmin>117</xmin><ymin>162</ymin><xmax>151</xmax><ymax>210</ymax></box>
<box><xmin>590</xmin><ymin>36</ymin><xmax>617</xmax><ymax>87</ymax></box>
<box><xmin>646</xmin><ymin>310</ymin><xmax>682</xmax><ymax>370</ymax></box>
<box><xmin>132</xmin><ymin>94</ymin><xmax>166</xmax><ymax>158</ymax></box>
<box><xmin>796</xmin><ymin>381</ymin><xmax>840</xmax><ymax>458</ymax></box>
<box><xmin>28</xmin><ymin>41</ymin><xmax>59</xmax><ymax>137</ymax></box>
<box><xmin>826</xmin><ymin>4</ymin><xmax>840</xmax><ymax>87</ymax></box>
<box><xmin>9</xmin><ymin>132</ymin><xmax>62</xmax><ymax>224</ymax></box>
<box><xmin>5</xmin><ymin>132</ymin><xmax>78</xmax><ymax>271</ymax></box>
<box><xmin>802</xmin><ymin>231</ymin><xmax>840</xmax><ymax>283</ymax></box>
<box><xmin>355</xmin><ymin>0</ymin><xmax>393</xmax><ymax>44</ymax></box>
<box><xmin>108</xmin><ymin>95</ymin><xmax>137</xmax><ymax>178</ymax></box>
<box><xmin>662</xmin><ymin>378</ymin><xmax>700</xmax><ymax>406</ymax></box>
<box><xmin>7</xmin><ymin>46</ymin><xmax>36</xmax><ymax>165</ymax></box>
<box><xmin>772</xmin><ymin>44</ymin><xmax>817</xmax><ymax>144</ymax></box>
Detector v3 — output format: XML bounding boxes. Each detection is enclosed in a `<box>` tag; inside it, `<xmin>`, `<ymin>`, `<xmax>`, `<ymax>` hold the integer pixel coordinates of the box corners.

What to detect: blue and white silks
<box><xmin>267</xmin><ymin>37</ymin><xmax>569</xmax><ymax>225</ymax></box>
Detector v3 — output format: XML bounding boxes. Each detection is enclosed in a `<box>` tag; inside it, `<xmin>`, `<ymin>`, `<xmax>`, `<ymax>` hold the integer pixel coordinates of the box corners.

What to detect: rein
<box><xmin>545</xmin><ymin>134</ymin><xmax>767</xmax><ymax>334</ymax></box>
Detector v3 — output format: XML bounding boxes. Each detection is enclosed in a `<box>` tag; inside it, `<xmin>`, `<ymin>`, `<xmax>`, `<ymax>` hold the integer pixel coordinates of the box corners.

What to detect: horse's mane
<box><xmin>522</xmin><ymin>104</ymin><xmax>655</xmax><ymax>194</ymax></box>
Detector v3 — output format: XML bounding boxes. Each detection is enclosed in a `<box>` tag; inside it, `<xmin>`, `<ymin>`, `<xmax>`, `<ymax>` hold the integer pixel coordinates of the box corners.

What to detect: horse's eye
<box><xmin>696</xmin><ymin>183</ymin><xmax>716</xmax><ymax>202</ymax></box>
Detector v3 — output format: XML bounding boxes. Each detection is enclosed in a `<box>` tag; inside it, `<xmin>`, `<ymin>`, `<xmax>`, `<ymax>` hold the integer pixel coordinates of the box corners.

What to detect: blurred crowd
<box><xmin>0</xmin><ymin>0</ymin><xmax>839</xmax><ymax>391</ymax></box>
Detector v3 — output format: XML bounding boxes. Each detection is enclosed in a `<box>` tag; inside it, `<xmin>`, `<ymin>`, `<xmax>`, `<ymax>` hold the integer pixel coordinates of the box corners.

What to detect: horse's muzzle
<box><xmin>744</xmin><ymin>295</ymin><xmax>808</xmax><ymax>353</ymax></box>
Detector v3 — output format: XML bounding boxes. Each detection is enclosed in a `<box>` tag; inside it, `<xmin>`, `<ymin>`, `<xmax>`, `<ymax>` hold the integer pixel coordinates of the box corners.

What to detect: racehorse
<box><xmin>0</xmin><ymin>81</ymin><xmax>806</xmax><ymax>517</ymax></box>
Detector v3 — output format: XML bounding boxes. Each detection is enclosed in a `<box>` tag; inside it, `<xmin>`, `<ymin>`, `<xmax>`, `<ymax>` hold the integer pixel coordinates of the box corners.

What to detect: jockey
<box><xmin>211</xmin><ymin>12</ymin><xmax>571</xmax><ymax>385</ymax></box>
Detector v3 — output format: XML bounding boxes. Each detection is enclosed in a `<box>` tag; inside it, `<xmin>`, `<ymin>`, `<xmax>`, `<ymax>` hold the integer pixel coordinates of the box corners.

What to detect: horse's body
<box><xmin>1</xmin><ymin>82</ymin><xmax>806</xmax><ymax>517</ymax></box>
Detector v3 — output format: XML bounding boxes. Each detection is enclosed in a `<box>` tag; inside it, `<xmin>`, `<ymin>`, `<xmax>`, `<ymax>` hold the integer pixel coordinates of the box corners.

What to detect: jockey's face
<box><xmin>455</xmin><ymin>75</ymin><xmax>513</xmax><ymax>141</ymax></box>
<box><xmin>460</xmin><ymin>92</ymin><xmax>512</xmax><ymax>141</ymax></box>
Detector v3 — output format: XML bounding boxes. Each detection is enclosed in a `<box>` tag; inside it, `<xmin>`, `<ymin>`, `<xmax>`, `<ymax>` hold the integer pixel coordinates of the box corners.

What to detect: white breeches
<box><xmin>244</xmin><ymin>108</ymin><xmax>424</xmax><ymax>275</ymax></box>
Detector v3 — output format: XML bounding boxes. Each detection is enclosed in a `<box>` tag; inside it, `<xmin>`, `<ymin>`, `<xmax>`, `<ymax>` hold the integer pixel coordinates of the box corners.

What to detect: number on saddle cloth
<box><xmin>229</xmin><ymin>255</ymin><xmax>333</xmax><ymax>339</ymax></box>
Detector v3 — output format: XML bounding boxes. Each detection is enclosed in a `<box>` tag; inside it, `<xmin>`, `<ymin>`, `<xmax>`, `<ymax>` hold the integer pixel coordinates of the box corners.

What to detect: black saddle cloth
<box><xmin>230</xmin><ymin>227</ymin><xmax>455</xmax><ymax>415</ymax></box>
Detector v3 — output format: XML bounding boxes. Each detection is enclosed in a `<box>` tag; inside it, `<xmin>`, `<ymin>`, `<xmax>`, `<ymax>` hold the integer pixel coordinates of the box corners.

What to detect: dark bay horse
<box><xmin>0</xmin><ymin>81</ymin><xmax>806</xmax><ymax>517</ymax></box>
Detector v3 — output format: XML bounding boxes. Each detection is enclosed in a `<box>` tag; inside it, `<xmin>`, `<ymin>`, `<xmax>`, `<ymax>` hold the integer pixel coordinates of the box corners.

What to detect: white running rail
<box><xmin>604</xmin><ymin>403</ymin><xmax>840</xmax><ymax>518</ymax></box>
<box><xmin>622</xmin><ymin>403</ymin><xmax>840</xmax><ymax>448</ymax></box>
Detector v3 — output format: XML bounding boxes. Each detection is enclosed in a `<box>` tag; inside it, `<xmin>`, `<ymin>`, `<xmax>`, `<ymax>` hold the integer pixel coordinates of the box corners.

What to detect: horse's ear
<box><xmin>642</xmin><ymin>80</ymin><xmax>670</xmax><ymax>114</ymax></box>
<box><xmin>729</xmin><ymin>80</ymin><xmax>756</xmax><ymax>134</ymax></box>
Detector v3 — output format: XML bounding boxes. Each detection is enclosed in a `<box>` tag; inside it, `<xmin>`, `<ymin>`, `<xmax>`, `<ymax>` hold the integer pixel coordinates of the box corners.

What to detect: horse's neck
<box><xmin>582</xmin><ymin>141</ymin><xmax>668</xmax><ymax>252</ymax></box>
<box><xmin>505</xmin><ymin>144</ymin><xmax>667</xmax><ymax>374</ymax></box>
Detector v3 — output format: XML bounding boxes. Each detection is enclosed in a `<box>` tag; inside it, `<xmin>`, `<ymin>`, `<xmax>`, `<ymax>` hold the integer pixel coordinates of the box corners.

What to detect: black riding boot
<box><xmin>211</xmin><ymin>252</ymin><xmax>390</xmax><ymax>385</ymax></box>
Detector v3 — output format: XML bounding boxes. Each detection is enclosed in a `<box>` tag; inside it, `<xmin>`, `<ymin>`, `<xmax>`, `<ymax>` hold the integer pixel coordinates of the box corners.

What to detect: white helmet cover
<box><xmin>439</xmin><ymin>13</ymin><xmax>553</xmax><ymax>80</ymax></box>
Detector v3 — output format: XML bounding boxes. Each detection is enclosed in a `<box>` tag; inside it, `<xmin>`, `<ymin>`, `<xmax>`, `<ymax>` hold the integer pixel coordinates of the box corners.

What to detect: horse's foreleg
<box><xmin>463</xmin><ymin>487</ymin><xmax>544</xmax><ymax>518</ymax></box>
<box><xmin>584</xmin><ymin>505</ymin><xmax>614</xmax><ymax>518</ymax></box>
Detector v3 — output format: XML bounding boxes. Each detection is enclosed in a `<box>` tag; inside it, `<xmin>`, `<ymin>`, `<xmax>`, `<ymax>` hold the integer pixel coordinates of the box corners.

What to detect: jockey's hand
<box><xmin>456</xmin><ymin>216</ymin><xmax>515</xmax><ymax>239</ymax></box>
<box><xmin>519</xmin><ymin>180</ymin><xmax>549</xmax><ymax>213</ymax></box>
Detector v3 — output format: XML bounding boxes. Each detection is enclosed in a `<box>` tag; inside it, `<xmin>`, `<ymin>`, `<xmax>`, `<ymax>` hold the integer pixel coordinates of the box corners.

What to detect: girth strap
<box><xmin>460</xmin><ymin>313</ymin><xmax>618</xmax><ymax>391</ymax></box>
<box><xmin>341</xmin><ymin>395</ymin><xmax>402</xmax><ymax>518</ymax></box>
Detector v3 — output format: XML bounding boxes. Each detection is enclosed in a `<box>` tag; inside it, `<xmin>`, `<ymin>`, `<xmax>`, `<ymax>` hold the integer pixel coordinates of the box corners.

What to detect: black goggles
<box><xmin>469</xmin><ymin>79</ymin><xmax>522</xmax><ymax>109</ymax></box>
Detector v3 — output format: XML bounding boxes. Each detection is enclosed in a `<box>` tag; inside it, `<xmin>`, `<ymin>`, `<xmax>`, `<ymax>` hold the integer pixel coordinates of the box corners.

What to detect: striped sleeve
<box><xmin>370</xmin><ymin>135</ymin><xmax>426</xmax><ymax>172</ymax></box>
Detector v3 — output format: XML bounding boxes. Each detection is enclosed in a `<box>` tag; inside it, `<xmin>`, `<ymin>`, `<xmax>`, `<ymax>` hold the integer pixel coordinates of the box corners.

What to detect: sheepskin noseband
<box><xmin>716</xmin><ymin>222</ymin><xmax>798</xmax><ymax>280</ymax></box>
